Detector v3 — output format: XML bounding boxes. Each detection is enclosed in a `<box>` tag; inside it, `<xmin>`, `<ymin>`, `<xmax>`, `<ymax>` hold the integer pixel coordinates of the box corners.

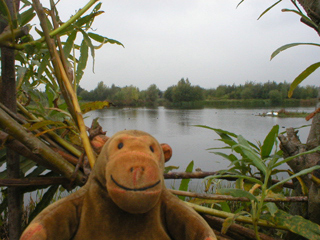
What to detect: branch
<box><xmin>164</xmin><ymin>171</ymin><xmax>294</xmax><ymax>189</ymax></box>
<box><xmin>0</xmin><ymin>177</ymin><xmax>70</xmax><ymax>187</ymax></box>
<box><xmin>0</xmin><ymin>107</ymin><xmax>86</xmax><ymax>186</ymax></box>
<box><xmin>203</xmin><ymin>215</ymin><xmax>282</xmax><ymax>240</ymax></box>
<box><xmin>16</xmin><ymin>102</ymin><xmax>82</xmax><ymax>157</ymax></box>
<box><xmin>170</xmin><ymin>189</ymin><xmax>307</xmax><ymax>202</ymax></box>
<box><xmin>0</xmin><ymin>130</ymin><xmax>56</xmax><ymax>169</ymax></box>
<box><xmin>0</xmin><ymin>25</ymin><xmax>30</xmax><ymax>48</ymax></box>
<box><xmin>32</xmin><ymin>0</ymin><xmax>96</xmax><ymax>168</ymax></box>
<box><xmin>185</xmin><ymin>202</ymin><xmax>286</xmax><ymax>230</ymax></box>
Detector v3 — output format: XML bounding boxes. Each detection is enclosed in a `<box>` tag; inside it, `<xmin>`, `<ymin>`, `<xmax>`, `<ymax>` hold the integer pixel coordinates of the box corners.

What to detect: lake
<box><xmin>84</xmin><ymin>106</ymin><xmax>314</xmax><ymax>190</ymax></box>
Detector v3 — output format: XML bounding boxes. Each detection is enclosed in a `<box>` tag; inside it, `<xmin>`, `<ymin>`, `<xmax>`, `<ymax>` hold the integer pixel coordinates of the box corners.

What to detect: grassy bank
<box><xmin>163</xmin><ymin>98</ymin><xmax>317</xmax><ymax>109</ymax></box>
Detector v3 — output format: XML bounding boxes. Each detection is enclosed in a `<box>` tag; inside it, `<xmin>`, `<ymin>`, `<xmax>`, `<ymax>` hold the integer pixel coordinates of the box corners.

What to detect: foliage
<box><xmin>78</xmin><ymin>79</ymin><xmax>318</xmax><ymax>107</ymax></box>
<box><xmin>79</xmin><ymin>82</ymin><xmax>161</xmax><ymax>106</ymax></box>
<box><xmin>164</xmin><ymin>78</ymin><xmax>205</xmax><ymax>103</ymax></box>
<box><xmin>178</xmin><ymin>160</ymin><xmax>194</xmax><ymax>201</ymax></box>
<box><xmin>238</xmin><ymin>0</ymin><xmax>320</xmax><ymax>96</ymax></box>
<box><xmin>264</xmin><ymin>204</ymin><xmax>320</xmax><ymax>239</ymax></box>
<box><xmin>205</xmin><ymin>81</ymin><xmax>317</xmax><ymax>100</ymax></box>
<box><xmin>0</xmin><ymin>0</ymin><xmax>122</xmax><ymax>232</ymax></box>
<box><xmin>269</xmin><ymin>89</ymin><xmax>283</xmax><ymax>105</ymax></box>
<box><xmin>145</xmin><ymin>84</ymin><xmax>160</xmax><ymax>103</ymax></box>
<box><xmin>196</xmin><ymin>124</ymin><xmax>320</xmax><ymax>239</ymax></box>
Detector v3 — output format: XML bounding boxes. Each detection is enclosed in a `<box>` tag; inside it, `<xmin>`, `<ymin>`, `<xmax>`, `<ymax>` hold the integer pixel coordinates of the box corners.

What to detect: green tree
<box><xmin>146</xmin><ymin>84</ymin><xmax>160</xmax><ymax>103</ymax></box>
<box><xmin>114</xmin><ymin>85</ymin><xmax>139</xmax><ymax>106</ymax></box>
<box><xmin>215</xmin><ymin>85</ymin><xmax>228</xmax><ymax>98</ymax></box>
<box><xmin>171</xmin><ymin>78</ymin><xmax>204</xmax><ymax>102</ymax></box>
<box><xmin>94</xmin><ymin>81</ymin><xmax>108</xmax><ymax>101</ymax></box>
<box><xmin>164</xmin><ymin>86</ymin><xmax>174</xmax><ymax>102</ymax></box>
<box><xmin>109</xmin><ymin>84</ymin><xmax>121</xmax><ymax>101</ymax></box>
<box><xmin>269</xmin><ymin>89</ymin><xmax>283</xmax><ymax>105</ymax></box>
<box><xmin>241</xmin><ymin>86</ymin><xmax>254</xmax><ymax>99</ymax></box>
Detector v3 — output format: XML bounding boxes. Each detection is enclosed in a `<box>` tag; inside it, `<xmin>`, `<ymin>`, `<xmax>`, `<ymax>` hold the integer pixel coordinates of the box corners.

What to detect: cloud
<box><xmin>47</xmin><ymin>0</ymin><xmax>320</xmax><ymax>91</ymax></box>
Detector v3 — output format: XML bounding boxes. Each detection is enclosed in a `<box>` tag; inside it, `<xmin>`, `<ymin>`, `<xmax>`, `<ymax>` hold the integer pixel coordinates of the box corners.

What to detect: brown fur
<box><xmin>20</xmin><ymin>130</ymin><xmax>217</xmax><ymax>240</ymax></box>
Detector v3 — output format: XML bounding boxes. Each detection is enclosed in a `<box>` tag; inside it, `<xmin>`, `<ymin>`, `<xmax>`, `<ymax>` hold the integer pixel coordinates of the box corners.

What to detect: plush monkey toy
<box><xmin>20</xmin><ymin>130</ymin><xmax>217</xmax><ymax>240</ymax></box>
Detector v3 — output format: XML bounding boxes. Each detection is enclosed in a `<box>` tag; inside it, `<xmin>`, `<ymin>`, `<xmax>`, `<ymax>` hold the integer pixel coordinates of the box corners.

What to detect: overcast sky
<box><xmin>48</xmin><ymin>0</ymin><xmax>320</xmax><ymax>91</ymax></box>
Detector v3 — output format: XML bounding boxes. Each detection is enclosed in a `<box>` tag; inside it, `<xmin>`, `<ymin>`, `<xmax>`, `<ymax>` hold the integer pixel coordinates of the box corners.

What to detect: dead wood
<box><xmin>164</xmin><ymin>171</ymin><xmax>294</xmax><ymax>189</ymax></box>
<box><xmin>203</xmin><ymin>215</ymin><xmax>282</xmax><ymax>240</ymax></box>
<box><xmin>0</xmin><ymin>177</ymin><xmax>70</xmax><ymax>187</ymax></box>
<box><xmin>0</xmin><ymin>107</ymin><xmax>86</xmax><ymax>186</ymax></box>
<box><xmin>170</xmin><ymin>189</ymin><xmax>308</xmax><ymax>202</ymax></box>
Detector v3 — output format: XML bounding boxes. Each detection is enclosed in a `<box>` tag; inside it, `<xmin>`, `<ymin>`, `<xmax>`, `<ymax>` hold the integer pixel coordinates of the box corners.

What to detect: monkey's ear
<box><xmin>161</xmin><ymin>144</ymin><xmax>172</xmax><ymax>162</ymax></box>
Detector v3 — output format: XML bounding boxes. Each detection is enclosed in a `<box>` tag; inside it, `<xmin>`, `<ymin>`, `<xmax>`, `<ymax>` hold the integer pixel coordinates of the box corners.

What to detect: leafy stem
<box><xmin>16</xmin><ymin>0</ymin><xmax>99</xmax><ymax>49</ymax></box>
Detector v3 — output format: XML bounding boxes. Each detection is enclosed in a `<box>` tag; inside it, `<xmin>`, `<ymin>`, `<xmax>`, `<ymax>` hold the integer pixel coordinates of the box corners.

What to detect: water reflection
<box><xmin>85</xmin><ymin>107</ymin><xmax>313</xmax><ymax>174</ymax></box>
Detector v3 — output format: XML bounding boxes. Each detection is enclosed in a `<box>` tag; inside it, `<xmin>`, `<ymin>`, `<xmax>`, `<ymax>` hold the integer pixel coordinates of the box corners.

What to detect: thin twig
<box><xmin>0</xmin><ymin>107</ymin><xmax>86</xmax><ymax>185</ymax></box>
<box><xmin>0</xmin><ymin>177</ymin><xmax>70</xmax><ymax>187</ymax></box>
<box><xmin>185</xmin><ymin>202</ymin><xmax>287</xmax><ymax>230</ymax></box>
<box><xmin>164</xmin><ymin>171</ymin><xmax>294</xmax><ymax>189</ymax></box>
<box><xmin>203</xmin><ymin>215</ymin><xmax>282</xmax><ymax>240</ymax></box>
<box><xmin>170</xmin><ymin>189</ymin><xmax>308</xmax><ymax>202</ymax></box>
<box><xmin>32</xmin><ymin>0</ymin><xmax>96</xmax><ymax>168</ymax></box>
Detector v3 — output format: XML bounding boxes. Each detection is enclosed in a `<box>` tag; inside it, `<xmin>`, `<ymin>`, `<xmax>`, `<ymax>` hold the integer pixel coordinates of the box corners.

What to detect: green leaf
<box><xmin>20</xmin><ymin>158</ymin><xmax>37</xmax><ymax>175</ymax></box>
<box><xmin>25</xmin><ymin>120</ymin><xmax>66</xmax><ymax>132</ymax></box>
<box><xmin>235</xmin><ymin>136</ymin><xmax>267</xmax><ymax>175</ymax></box>
<box><xmin>20</xmin><ymin>0</ymin><xmax>32</xmax><ymax>7</ymax></box>
<box><xmin>28</xmin><ymin>185</ymin><xmax>59</xmax><ymax>223</ymax></box>
<box><xmin>236</xmin><ymin>0</ymin><xmax>245</xmax><ymax>8</ymax></box>
<box><xmin>265</xmin><ymin>209</ymin><xmax>320</xmax><ymax>239</ymax></box>
<box><xmin>288</xmin><ymin>62</ymin><xmax>320</xmax><ymax>98</ymax></box>
<box><xmin>76</xmin><ymin>39</ymin><xmax>89</xmax><ymax>83</ymax></box>
<box><xmin>26</xmin><ymin>165</ymin><xmax>47</xmax><ymax>178</ymax></box>
<box><xmin>93</xmin><ymin>2</ymin><xmax>102</xmax><ymax>12</ymax></box>
<box><xmin>19</xmin><ymin>7</ymin><xmax>36</xmax><ymax>26</ymax></box>
<box><xmin>81</xmin><ymin>29</ymin><xmax>95</xmax><ymax>71</ymax></box>
<box><xmin>265</xmin><ymin>202</ymin><xmax>278</xmax><ymax>216</ymax></box>
<box><xmin>212</xmin><ymin>152</ymin><xmax>238</xmax><ymax>163</ymax></box>
<box><xmin>80</xmin><ymin>101</ymin><xmax>112</xmax><ymax>114</ymax></box>
<box><xmin>220</xmin><ymin>201</ymin><xmax>231</xmax><ymax>213</ymax></box>
<box><xmin>217</xmin><ymin>139</ymin><xmax>237</xmax><ymax>149</ymax></box>
<box><xmin>37</xmin><ymin>52</ymin><xmax>50</xmax><ymax>78</ymax></box>
<box><xmin>0</xmin><ymin>1</ymin><xmax>8</xmax><ymax>17</ymax></box>
<box><xmin>218</xmin><ymin>188</ymin><xmax>258</xmax><ymax>203</ymax></box>
<box><xmin>178</xmin><ymin>161</ymin><xmax>194</xmax><ymax>200</ymax></box>
<box><xmin>88</xmin><ymin>32</ymin><xmax>124</xmax><ymax>47</ymax></box>
<box><xmin>0</xmin><ymin>195</ymin><xmax>8</xmax><ymax>215</ymax></box>
<box><xmin>75</xmin><ymin>11</ymin><xmax>103</xmax><ymax>28</ymax></box>
<box><xmin>271</xmin><ymin>42</ymin><xmax>320</xmax><ymax>60</ymax></box>
<box><xmin>200</xmin><ymin>125</ymin><xmax>260</xmax><ymax>152</ymax></box>
<box><xmin>45</xmin><ymin>85</ymin><xmax>54</xmax><ymax>108</ymax></box>
<box><xmin>274</xmin><ymin>146</ymin><xmax>320</xmax><ymax>168</ymax></box>
<box><xmin>282</xmin><ymin>8</ymin><xmax>318</xmax><ymax>30</ymax></box>
<box><xmin>195</xmin><ymin>125</ymin><xmax>238</xmax><ymax>139</ymax></box>
<box><xmin>237</xmin><ymin>135</ymin><xmax>252</xmax><ymax>148</ymax></box>
<box><xmin>63</xmin><ymin>30</ymin><xmax>77</xmax><ymax>58</ymax></box>
<box><xmin>257</xmin><ymin>0</ymin><xmax>282</xmax><ymax>20</ymax></box>
<box><xmin>269</xmin><ymin>165</ymin><xmax>320</xmax><ymax>191</ymax></box>
<box><xmin>164</xmin><ymin>165</ymin><xmax>179</xmax><ymax>174</ymax></box>
<box><xmin>261</xmin><ymin>125</ymin><xmax>279</xmax><ymax>159</ymax></box>
<box><xmin>206</xmin><ymin>174</ymin><xmax>263</xmax><ymax>186</ymax></box>
<box><xmin>222</xmin><ymin>216</ymin><xmax>234</xmax><ymax>234</ymax></box>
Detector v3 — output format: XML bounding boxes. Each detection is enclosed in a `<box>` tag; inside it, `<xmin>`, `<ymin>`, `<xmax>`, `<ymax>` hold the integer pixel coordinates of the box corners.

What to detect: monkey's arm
<box><xmin>20</xmin><ymin>188</ymin><xmax>86</xmax><ymax>240</ymax></box>
<box><xmin>162</xmin><ymin>190</ymin><xmax>217</xmax><ymax>240</ymax></box>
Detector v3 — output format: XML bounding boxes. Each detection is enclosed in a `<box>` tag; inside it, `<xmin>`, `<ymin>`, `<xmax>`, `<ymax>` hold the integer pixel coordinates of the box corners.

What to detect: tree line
<box><xmin>78</xmin><ymin>78</ymin><xmax>318</xmax><ymax>106</ymax></box>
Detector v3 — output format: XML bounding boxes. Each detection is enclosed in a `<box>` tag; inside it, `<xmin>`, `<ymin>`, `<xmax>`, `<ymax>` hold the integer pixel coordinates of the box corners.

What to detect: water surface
<box><xmin>84</xmin><ymin>107</ymin><xmax>313</xmax><ymax>179</ymax></box>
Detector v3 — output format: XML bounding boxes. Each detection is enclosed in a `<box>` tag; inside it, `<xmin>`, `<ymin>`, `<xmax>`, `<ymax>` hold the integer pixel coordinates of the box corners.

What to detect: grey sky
<box><xmin>52</xmin><ymin>0</ymin><xmax>320</xmax><ymax>91</ymax></box>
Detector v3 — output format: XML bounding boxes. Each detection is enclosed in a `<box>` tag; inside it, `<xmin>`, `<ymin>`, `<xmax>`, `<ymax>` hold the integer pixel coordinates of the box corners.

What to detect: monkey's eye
<box><xmin>150</xmin><ymin>146</ymin><xmax>154</xmax><ymax>152</ymax></box>
<box><xmin>118</xmin><ymin>142</ymin><xmax>124</xmax><ymax>149</ymax></box>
